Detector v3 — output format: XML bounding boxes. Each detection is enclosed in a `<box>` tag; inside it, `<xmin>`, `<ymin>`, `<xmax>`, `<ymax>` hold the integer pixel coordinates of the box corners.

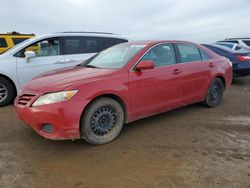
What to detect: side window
<box><xmin>243</xmin><ymin>40</ymin><xmax>250</xmax><ymax>47</ymax></box>
<box><xmin>177</xmin><ymin>43</ymin><xmax>202</xmax><ymax>63</ymax></box>
<box><xmin>15</xmin><ymin>38</ymin><xmax>60</xmax><ymax>57</ymax></box>
<box><xmin>141</xmin><ymin>43</ymin><xmax>176</xmax><ymax>67</ymax></box>
<box><xmin>102</xmin><ymin>37</ymin><xmax>128</xmax><ymax>50</ymax></box>
<box><xmin>12</xmin><ymin>38</ymin><xmax>28</xmax><ymax>45</ymax></box>
<box><xmin>199</xmin><ymin>49</ymin><xmax>211</xmax><ymax>60</ymax></box>
<box><xmin>0</xmin><ymin>38</ymin><xmax>7</xmax><ymax>47</ymax></box>
<box><xmin>64</xmin><ymin>36</ymin><xmax>100</xmax><ymax>55</ymax></box>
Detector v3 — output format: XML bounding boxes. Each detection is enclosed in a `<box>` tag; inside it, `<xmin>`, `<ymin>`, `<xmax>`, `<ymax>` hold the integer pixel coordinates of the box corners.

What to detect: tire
<box><xmin>0</xmin><ymin>77</ymin><xmax>16</xmax><ymax>107</ymax></box>
<box><xmin>204</xmin><ymin>78</ymin><xmax>224</xmax><ymax>107</ymax></box>
<box><xmin>81</xmin><ymin>97</ymin><xmax>124</xmax><ymax>145</ymax></box>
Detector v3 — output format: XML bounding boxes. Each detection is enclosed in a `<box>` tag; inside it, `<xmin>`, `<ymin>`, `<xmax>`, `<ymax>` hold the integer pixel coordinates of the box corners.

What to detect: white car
<box><xmin>215</xmin><ymin>42</ymin><xmax>250</xmax><ymax>51</ymax></box>
<box><xmin>218</xmin><ymin>38</ymin><xmax>250</xmax><ymax>48</ymax></box>
<box><xmin>0</xmin><ymin>32</ymin><xmax>128</xmax><ymax>106</ymax></box>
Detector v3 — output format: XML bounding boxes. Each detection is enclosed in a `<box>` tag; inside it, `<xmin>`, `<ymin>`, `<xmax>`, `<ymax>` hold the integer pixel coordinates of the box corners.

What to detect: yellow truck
<box><xmin>0</xmin><ymin>31</ymin><xmax>35</xmax><ymax>54</ymax></box>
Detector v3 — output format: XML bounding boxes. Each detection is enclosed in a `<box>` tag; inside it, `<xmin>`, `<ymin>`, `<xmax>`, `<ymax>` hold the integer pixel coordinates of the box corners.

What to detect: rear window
<box><xmin>177</xmin><ymin>43</ymin><xmax>202</xmax><ymax>63</ymax></box>
<box><xmin>0</xmin><ymin>38</ymin><xmax>7</xmax><ymax>47</ymax></box>
<box><xmin>102</xmin><ymin>37</ymin><xmax>128</xmax><ymax>50</ymax></box>
<box><xmin>243</xmin><ymin>40</ymin><xmax>250</xmax><ymax>46</ymax></box>
<box><xmin>12</xmin><ymin>38</ymin><xmax>29</xmax><ymax>45</ymax></box>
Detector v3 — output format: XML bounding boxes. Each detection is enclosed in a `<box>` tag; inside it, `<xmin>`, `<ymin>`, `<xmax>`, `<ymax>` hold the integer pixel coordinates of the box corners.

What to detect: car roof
<box><xmin>55</xmin><ymin>31</ymin><xmax>129</xmax><ymax>40</ymax></box>
<box><xmin>225</xmin><ymin>38</ymin><xmax>250</xmax><ymax>40</ymax></box>
<box><xmin>56</xmin><ymin>31</ymin><xmax>115</xmax><ymax>35</ymax></box>
<box><xmin>2</xmin><ymin>32</ymin><xmax>130</xmax><ymax>55</ymax></box>
<box><xmin>125</xmin><ymin>40</ymin><xmax>200</xmax><ymax>46</ymax></box>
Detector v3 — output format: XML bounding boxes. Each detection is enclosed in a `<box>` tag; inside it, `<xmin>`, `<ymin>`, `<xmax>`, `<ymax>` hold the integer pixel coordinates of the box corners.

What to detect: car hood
<box><xmin>23</xmin><ymin>66</ymin><xmax>116</xmax><ymax>93</ymax></box>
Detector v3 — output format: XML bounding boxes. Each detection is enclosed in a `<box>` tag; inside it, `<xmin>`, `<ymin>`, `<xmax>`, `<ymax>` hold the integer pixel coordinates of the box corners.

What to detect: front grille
<box><xmin>17</xmin><ymin>94</ymin><xmax>36</xmax><ymax>106</ymax></box>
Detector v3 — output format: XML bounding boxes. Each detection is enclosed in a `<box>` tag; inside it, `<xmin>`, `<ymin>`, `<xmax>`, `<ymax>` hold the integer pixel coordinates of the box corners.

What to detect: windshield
<box><xmin>85</xmin><ymin>43</ymin><xmax>145</xmax><ymax>69</ymax></box>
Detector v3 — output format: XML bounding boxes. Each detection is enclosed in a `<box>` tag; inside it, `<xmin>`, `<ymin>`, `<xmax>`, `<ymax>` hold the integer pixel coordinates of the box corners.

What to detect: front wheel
<box><xmin>81</xmin><ymin>97</ymin><xmax>124</xmax><ymax>145</ymax></box>
<box><xmin>0</xmin><ymin>77</ymin><xmax>16</xmax><ymax>107</ymax></box>
<box><xmin>204</xmin><ymin>78</ymin><xmax>224</xmax><ymax>107</ymax></box>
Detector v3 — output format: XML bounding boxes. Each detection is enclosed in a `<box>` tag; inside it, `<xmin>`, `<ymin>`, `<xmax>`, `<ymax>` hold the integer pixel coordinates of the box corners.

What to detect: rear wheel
<box><xmin>0</xmin><ymin>77</ymin><xmax>16</xmax><ymax>107</ymax></box>
<box><xmin>81</xmin><ymin>97</ymin><xmax>124</xmax><ymax>145</ymax></box>
<box><xmin>204</xmin><ymin>78</ymin><xmax>224</xmax><ymax>107</ymax></box>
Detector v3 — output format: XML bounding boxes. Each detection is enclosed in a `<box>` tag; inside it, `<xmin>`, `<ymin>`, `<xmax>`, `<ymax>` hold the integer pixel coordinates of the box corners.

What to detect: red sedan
<box><xmin>15</xmin><ymin>40</ymin><xmax>232</xmax><ymax>145</ymax></box>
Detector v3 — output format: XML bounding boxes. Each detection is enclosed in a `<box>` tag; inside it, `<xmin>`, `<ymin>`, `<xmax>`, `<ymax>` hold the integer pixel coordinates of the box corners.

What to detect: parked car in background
<box><xmin>0</xmin><ymin>31</ymin><xmax>35</xmax><ymax>54</ymax></box>
<box><xmin>203</xmin><ymin>43</ymin><xmax>250</xmax><ymax>77</ymax></box>
<box><xmin>15</xmin><ymin>40</ymin><xmax>232</xmax><ymax>145</ymax></box>
<box><xmin>217</xmin><ymin>38</ymin><xmax>250</xmax><ymax>48</ymax></box>
<box><xmin>0</xmin><ymin>31</ymin><xmax>129</xmax><ymax>106</ymax></box>
<box><xmin>215</xmin><ymin>42</ymin><xmax>250</xmax><ymax>51</ymax></box>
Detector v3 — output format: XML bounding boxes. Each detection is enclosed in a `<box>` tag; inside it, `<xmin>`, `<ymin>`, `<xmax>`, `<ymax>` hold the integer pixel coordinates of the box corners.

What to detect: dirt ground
<box><xmin>0</xmin><ymin>77</ymin><xmax>250</xmax><ymax>188</ymax></box>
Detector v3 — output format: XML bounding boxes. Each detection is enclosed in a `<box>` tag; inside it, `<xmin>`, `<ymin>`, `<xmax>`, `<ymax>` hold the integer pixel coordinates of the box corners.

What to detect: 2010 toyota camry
<box><xmin>15</xmin><ymin>40</ymin><xmax>233</xmax><ymax>145</ymax></box>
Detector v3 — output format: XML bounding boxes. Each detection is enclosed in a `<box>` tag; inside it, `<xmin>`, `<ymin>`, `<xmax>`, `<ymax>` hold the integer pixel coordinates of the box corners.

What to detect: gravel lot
<box><xmin>0</xmin><ymin>77</ymin><xmax>250</xmax><ymax>188</ymax></box>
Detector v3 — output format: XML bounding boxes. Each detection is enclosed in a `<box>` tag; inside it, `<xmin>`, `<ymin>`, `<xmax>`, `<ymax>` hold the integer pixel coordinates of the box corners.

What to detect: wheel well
<box><xmin>216</xmin><ymin>76</ymin><xmax>226</xmax><ymax>89</ymax></box>
<box><xmin>0</xmin><ymin>74</ymin><xmax>17</xmax><ymax>94</ymax></box>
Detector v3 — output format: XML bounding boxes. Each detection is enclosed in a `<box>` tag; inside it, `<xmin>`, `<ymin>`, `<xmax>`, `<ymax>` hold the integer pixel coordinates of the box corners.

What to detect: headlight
<box><xmin>32</xmin><ymin>90</ymin><xmax>78</xmax><ymax>107</ymax></box>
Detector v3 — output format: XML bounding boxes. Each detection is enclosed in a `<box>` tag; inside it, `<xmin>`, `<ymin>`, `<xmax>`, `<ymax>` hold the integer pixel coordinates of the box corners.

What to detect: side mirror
<box><xmin>24</xmin><ymin>51</ymin><xmax>36</xmax><ymax>62</ymax></box>
<box><xmin>136</xmin><ymin>60</ymin><xmax>155</xmax><ymax>70</ymax></box>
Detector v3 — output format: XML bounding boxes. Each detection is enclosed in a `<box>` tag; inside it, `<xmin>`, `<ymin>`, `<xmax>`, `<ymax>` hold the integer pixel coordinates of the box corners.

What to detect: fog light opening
<box><xmin>42</xmin><ymin>124</ymin><xmax>53</xmax><ymax>133</ymax></box>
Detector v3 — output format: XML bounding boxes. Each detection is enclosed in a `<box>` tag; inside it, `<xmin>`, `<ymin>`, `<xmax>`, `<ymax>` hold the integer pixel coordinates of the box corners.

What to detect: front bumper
<box><xmin>15</xmin><ymin>91</ymin><xmax>87</xmax><ymax>140</ymax></box>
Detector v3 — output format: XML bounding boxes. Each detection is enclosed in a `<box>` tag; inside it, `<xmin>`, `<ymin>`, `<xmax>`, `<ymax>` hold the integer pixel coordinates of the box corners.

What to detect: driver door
<box><xmin>128</xmin><ymin>43</ymin><xmax>182</xmax><ymax>120</ymax></box>
<box><xmin>16</xmin><ymin>37</ymin><xmax>65</xmax><ymax>87</ymax></box>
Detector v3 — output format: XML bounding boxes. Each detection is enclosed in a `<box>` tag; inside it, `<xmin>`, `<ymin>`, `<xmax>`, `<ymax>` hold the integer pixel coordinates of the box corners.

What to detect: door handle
<box><xmin>54</xmin><ymin>60</ymin><xmax>77</xmax><ymax>64</ymax></box>
<box><xmin>54</xmin><ymin>61</ymin><xmax>65</xmax><ymax>64</ymax></box>
<box><xmin>172</xmin><ymin>69</ymin><xmax>182</xmax><ymax>75</ymax></box>
<box><xmin>208</xmin><ymin>63</ymin><xmax>215</xmax><ymax>67</ymax></box>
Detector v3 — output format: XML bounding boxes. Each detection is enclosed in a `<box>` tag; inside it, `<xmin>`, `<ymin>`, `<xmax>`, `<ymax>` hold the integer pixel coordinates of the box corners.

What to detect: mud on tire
<box><xmin>204</xmin><ymin>78</ymin><xmax>224</xmax><ymax>107</ymax></box>
<box><xmin>81</xmin><ymin>97</ymin><xmax>124</xmax><ymax>145</ymax></box>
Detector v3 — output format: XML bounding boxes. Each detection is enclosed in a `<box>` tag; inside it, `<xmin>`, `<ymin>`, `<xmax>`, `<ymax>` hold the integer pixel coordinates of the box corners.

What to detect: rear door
<box><xmin>175</xmin><ymin>43</ymin><xmax>212</xmax><ymax>105</ymax></box>
<box><xmin>129</xmin><ymin>43</ymin><xmax>182</xmax><ymax>119</ymax></box>
<box><xmin>63</xmin><ymin>36</ymin><xmax>101</xmax><ymax>66</ymax></box>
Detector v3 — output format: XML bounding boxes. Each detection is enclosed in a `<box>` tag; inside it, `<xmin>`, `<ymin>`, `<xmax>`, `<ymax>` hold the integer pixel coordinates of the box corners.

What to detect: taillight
<box><xmin>227</xmin><ymin>60</ymin><xmax>232</xmax><ymax>67</ymax></box>
<box><xmin>237</xmin><ymin>55</ymin><xmax>250</xmax><ymax>62</ymax></box>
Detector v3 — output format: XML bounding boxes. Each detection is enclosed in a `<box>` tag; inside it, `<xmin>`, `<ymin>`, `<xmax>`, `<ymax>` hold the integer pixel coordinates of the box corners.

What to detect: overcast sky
<box><xmin>1</xmin><ymin>0</ymin><xmax>250</xmax><ymax>43</ymax></box>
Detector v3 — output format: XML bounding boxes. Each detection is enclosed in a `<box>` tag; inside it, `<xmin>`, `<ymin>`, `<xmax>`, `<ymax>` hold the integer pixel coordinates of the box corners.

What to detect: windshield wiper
<box><xmin>84</xmin><ymin>64</ymin><xmax>100</xmax><ymax>68</ymax></box>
